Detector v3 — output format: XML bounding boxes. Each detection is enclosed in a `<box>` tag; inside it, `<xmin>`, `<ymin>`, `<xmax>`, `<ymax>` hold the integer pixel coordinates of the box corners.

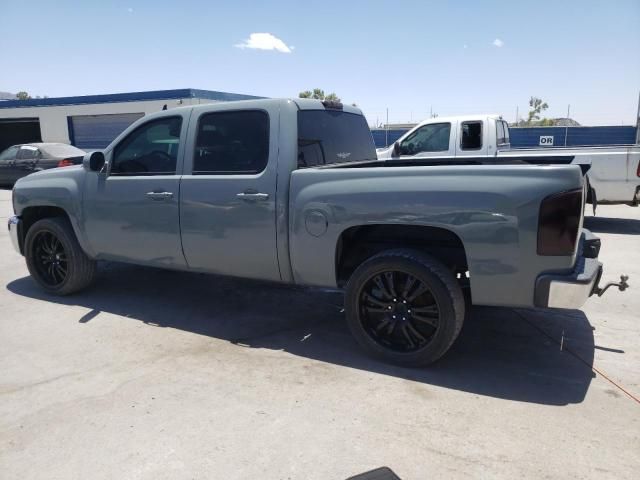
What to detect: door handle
<box><xmin>145</xmin><ymin>191</ymin><xmax>174</xmax><ymax>200</ymax></box>
<box><xmin>236</xmin><ymin>192</ymin><xmax>269</xmax><ymax>201</ymax></box>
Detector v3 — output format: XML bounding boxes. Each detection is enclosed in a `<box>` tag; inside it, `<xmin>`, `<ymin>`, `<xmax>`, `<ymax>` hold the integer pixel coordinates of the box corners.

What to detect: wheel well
<box><xmin>335</xmin><ymin>224</ymin><xmax>468</xmax><ymax>287</ymax></box>
<box><xmin>19</xmin><ymin>206</ymin><xmax>70</xmax><ymax>252</ymax></box>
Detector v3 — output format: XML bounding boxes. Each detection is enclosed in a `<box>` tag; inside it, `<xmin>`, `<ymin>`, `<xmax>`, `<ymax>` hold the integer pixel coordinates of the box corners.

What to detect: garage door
<box><xmin>0</xmin><ymin>118</ymin><xmax>42</xmax><ymax>152</ymax></box>
<box><xmin>69</xmin><ymin>113</ymin><xmax>144</xmax><ymax>150</ymax></box>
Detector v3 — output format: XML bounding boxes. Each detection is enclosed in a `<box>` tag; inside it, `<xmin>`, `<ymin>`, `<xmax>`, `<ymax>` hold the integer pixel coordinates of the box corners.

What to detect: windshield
<box><xmin>297</xmin><ymin>110</ymin><xmax>376</xmax><ymax>167</ymax></box>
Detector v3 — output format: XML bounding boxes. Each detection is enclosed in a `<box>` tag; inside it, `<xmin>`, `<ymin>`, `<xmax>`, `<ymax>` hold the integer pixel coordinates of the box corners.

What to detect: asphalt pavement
<box><xmin>0</xmin><ymin>188</ymin><xmax>638</xmax><ymax>479</ymax></box>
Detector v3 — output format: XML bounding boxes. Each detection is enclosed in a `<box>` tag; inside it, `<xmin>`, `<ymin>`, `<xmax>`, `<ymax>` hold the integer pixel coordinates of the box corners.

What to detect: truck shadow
<box><xmin>6</xmin><ymin>262</ymin><xmax>596</xmax><ymax>406</ymax></box>
<box><xmin>584</xmin><ymin>215</ymin><xmax>640</xmax><ymax>235</ymax></box>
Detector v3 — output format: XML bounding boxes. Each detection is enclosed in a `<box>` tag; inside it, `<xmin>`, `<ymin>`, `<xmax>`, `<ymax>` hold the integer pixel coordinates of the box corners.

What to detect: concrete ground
<box><xmin>0</xmin><ymin>187</ymin><xmax>638</xmax><ymax>480</ymax></box>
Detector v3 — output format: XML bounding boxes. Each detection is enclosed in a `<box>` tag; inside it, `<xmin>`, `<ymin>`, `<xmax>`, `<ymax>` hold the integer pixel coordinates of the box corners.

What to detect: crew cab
<box><xmin>8</xmin><ymin>99</ymin><xmax>627</xmax><ymax>366</ymax></box>
<box><xmin>377</xmin><ymin>115</ymin><xmax>640</xmax><ymax>207</ymax></box>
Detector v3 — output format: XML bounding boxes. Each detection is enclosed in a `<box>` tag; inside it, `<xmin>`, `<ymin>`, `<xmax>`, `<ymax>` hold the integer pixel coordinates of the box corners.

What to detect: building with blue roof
<box><xmin>0</xmin><ymin>88</ymin><xmax>263</xmax><ymax>151</ymax></box>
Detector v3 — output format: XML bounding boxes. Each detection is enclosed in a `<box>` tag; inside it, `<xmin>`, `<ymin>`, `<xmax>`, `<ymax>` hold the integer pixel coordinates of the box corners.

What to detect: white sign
<box><xmin>539</xmin><ymin>136</ymin><xmax>554</xmax><ymax>146</ymax></box>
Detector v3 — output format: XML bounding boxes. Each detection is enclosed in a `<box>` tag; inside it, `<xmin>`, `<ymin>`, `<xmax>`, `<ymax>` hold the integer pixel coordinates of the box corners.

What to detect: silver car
<box><xmin>0</xmin><ymin>142</ymin><xmax>85</xmax><ymax>186</ymax></box>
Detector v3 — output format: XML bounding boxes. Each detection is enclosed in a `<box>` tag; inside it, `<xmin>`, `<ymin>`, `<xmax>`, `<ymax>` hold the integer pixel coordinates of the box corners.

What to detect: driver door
<box><xmin>82</xmin><ymin>113</ymin><xmax>189</xmax><ymax>268</ymax></box>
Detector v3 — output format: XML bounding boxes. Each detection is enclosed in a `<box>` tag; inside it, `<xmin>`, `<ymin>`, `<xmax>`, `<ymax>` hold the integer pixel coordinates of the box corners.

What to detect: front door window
<box><xmin>111</xmin><ymin>117</ymin><xmax>182</xmax><ymax>175</ymax></box>
<box><xmin>399</xmin><ymin>123</ymin><xmax>451</xmax><ymax>155</ymax></box>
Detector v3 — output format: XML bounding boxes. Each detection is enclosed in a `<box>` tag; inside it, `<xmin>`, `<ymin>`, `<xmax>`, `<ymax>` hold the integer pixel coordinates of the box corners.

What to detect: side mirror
<box><xmin>83</xmin><ymin>151</ymin><xmax>106</xmax><ymax>172</ymax></box>
<box><xmin>392</xmin><ymin>142</ymin><xmax>401</xmax><ymax>157</ymax></box>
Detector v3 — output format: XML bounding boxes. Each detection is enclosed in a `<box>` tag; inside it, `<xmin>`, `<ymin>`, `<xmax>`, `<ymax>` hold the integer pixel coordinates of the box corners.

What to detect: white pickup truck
<box><xmin>376</xmin><ymin>115</ymin><xmax>640</xmax><ymax>207</ymax></box>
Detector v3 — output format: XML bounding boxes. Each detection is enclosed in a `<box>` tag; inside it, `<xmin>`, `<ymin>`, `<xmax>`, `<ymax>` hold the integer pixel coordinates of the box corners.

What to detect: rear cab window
<box><xmin>497</xmin><ymin>120</ymin><xmax>510</xmax><ymax>146</ymax></box>
<box><xmin>298</xmin><ymin>110</ymin><xmax>376</xmax><ymax>168</ymax></box>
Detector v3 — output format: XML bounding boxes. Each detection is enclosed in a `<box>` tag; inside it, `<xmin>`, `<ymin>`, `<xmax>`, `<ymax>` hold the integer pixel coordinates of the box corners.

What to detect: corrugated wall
<box><xmin>508</xmin><ymin>126</ymin><xmax>637</xmax><ymax>148</ymax></box>
<box><xmin>371</xmin><ymin>129</ymin><xmax>409</xmax><ymax>148</ymax></box>
<box><xmin>371</xmin><ymin>125</ymin><xmax>638</xmax><ymax>148</ymax></box>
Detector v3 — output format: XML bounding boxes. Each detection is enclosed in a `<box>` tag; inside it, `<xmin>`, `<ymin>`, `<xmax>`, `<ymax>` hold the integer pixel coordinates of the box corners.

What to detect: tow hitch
<box><xmin>594</xmin><ymin>275</ymin><xmax>630</xmax><ymax>297</ymax></box>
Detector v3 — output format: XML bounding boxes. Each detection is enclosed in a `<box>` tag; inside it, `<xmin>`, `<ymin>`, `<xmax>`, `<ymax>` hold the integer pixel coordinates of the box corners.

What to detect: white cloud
<box><xmin>234</xmin><ymin>33</ymin><xmax>293</xmax><ymax>53</ymax></box>
<box><xmin>492</xmin><ymin>38</ymin><xmax>504</xmax><ymax>47</ymax></box>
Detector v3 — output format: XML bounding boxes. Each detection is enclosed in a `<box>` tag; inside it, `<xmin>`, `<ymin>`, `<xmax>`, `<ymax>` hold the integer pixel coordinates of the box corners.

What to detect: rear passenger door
<box><xmin>180</xmin><ymin>105</ymin><xmax>281</xmax><ymax>281</ymax></box>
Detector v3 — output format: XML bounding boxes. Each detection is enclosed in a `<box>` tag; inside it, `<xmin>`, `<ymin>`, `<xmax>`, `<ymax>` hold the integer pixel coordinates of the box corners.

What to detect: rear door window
<box><xmin>461</xmin><ymin>121</ymin><xmax>483</xmax><ymax>150</ymax></box>
<box><xmin>298</xmin><ymin>110</ymin><xmax>376</xmax><ymax>168</ymax></box>
<box><xmin>193</xmin><ymin>110</ymin><xmax>269</xmax><ymax>174</ymax></box>
<box><xmin>17</xmin><ymin>146</ymin><xmax>39</xmax><ymax>160</ymax></box>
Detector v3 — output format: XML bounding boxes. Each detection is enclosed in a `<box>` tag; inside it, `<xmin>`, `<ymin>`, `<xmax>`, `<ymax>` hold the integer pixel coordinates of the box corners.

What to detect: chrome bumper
<box><xmin>534</xmin><ymin>230</ymin><xmax>603</xmax><ymax>309</ymax></box>
<box><xmin>8</xmin><ymin>215</ymin><xmax>22</xmax><ymax>254</ymax></box>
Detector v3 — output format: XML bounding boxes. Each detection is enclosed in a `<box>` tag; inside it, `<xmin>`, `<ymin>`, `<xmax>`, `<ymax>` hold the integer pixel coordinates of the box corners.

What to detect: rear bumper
<box><xmin>534</xmin><ymin>230</ymin><xmax>602</xmax><ymax>309</ymax></box>
<box><xmin>8</xmin><ymin>215</ymin><xmax>22</xmax><ymax>255</ymax></box>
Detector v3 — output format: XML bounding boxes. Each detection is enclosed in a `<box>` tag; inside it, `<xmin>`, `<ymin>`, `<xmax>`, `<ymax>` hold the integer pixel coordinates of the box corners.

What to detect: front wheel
<box><xmin>25</xmin><ymin>217</ymin><xmax>96</xmax><ymax>295</ymax></box>
<box><xmin>345</xmin><ymin>249</ymin><xmax>465</xmax><ymax>367</ymax></box>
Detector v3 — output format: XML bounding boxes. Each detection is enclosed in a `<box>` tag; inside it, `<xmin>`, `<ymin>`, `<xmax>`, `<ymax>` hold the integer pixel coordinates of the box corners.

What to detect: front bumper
<box><xmin>534</xmin><ymin>230</ymin><xmax>603</xmax><ymax>309</ymax></box>
<box><xmin>8</xmin><ymin>215</ymin><xmax>22</xmax><ymax>255</ymax></box>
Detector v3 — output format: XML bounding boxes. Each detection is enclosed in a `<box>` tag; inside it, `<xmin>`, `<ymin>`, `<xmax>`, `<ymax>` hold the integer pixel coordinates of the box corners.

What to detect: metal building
<box><xmin>0</xmin><ymin>89</ymin><xmax>262</xmax><ymax>151</ymax></box>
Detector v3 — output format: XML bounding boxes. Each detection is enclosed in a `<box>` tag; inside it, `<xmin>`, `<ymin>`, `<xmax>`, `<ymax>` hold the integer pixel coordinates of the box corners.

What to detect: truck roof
<box><xmin>413</xmin><ymin>114</ymin><xmax>503</xmax><ymax>126</ymax></box>
<box><xmin>181</xmin><ymin>98</ymin><xmax>363</xmax><ymax>115</ymax></box>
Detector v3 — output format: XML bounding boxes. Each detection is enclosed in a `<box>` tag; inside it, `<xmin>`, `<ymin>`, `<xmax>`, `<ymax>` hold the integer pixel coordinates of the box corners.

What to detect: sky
<box><xmin>1</xmin><ymin>0</ymin><xmax>639</xmax><ymax>126</ymax></box>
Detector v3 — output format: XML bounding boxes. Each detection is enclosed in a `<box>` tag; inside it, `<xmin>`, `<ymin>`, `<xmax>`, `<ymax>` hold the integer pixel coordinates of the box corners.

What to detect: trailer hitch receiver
<box><xmin>594</xmin><ymin>275</ymin><xmax>629</xmax><ymax>297</ymax></box>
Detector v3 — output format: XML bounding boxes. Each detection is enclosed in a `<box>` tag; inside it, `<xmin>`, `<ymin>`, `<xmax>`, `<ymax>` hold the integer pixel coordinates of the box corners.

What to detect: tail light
<box><xmin>57</xmin><ymin>158</ymin><xmax>74</xmax><ymax>167</ymax></box>
<box><xmin>537</xmin><ymin>188</ymin><xmax>583</xmax><ymax>256</ymax></box>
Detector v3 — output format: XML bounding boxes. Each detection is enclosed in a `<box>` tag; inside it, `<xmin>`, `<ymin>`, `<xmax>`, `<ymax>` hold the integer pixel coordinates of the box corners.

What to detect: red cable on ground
<box><xmin>513</xmin><ymin>309</ymin><xmax>640</xmax><ymax>406</ymax></box>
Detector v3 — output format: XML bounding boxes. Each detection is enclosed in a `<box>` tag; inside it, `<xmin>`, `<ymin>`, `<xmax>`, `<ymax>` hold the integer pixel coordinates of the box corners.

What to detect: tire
<box><xmin>345</xmin><ymin>249</ymin><xmax>465</xmax><ymax>367</ymax></box>
<box><xmin>24</xmin><ymin>217</ymin><xmax>96</xmax><ymax>295</ymax></box>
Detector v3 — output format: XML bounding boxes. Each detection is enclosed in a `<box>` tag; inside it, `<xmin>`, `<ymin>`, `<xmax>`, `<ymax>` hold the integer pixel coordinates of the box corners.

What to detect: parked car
<box><xmin>0</xmin><ymin>143</ymin><xmax>85</xmax><ymax>186</ymax></box>
<box><xmin>7</xmin><ymin>99</ymin><xmax>628</xmax><ymax>366</ymax></box>
<box><xmin>376</xmin><ymin>115</ymin><xmax>640</xmax><ymax>207</ymax></box>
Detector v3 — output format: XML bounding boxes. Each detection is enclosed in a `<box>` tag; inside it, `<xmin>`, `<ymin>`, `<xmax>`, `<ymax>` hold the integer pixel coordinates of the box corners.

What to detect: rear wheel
<box><xmin>345</xmin><ymin>249</ymin><xmax>465</xmax><ymax>367</ymax></box>
<box><xmin>25</xmin><ymin>217</ymin><xmax>96</xmax><ymax>295</ymax></box>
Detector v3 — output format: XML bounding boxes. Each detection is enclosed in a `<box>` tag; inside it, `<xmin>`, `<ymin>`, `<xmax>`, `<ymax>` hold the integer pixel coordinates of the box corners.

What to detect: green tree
<box><xmin>527</xmin><ymin>96</ymin><xmax>548</xmax><ymax>125</ymax></box>
<box><xmin>298</xmin><ymin>88</ymin><xmax>341</xmax><ymax>103</ymax></box>
<box><xmin>16</xmin><ymin>91</ymin><xmax>32</xmax><ymax>100</ymax></box>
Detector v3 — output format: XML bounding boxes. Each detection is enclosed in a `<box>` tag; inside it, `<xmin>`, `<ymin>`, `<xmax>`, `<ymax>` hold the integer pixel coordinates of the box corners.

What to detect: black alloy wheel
<box><xmin>24</xmin><ymin>217</ymin><xmax>97</xmax><ymax>295</ymax></box>
<box><xmin>345</xmin><ymin>249</ymin><xmax>465</xmax><ymax>367</ymax></box>
<box><xmin>32</xmin><ymin>230</ymin><xmax>68</xmax><ymax>287</ymax></box>
<box><xmin>358</xmin><ymin>270</ymin><xmax>440</xmax><ymax>352</ymax></box>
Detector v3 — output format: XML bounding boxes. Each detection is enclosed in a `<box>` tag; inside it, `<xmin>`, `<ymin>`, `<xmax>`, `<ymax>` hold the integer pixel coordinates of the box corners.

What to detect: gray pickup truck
<box><xmin>8</xmin><ymin>98</ymin><xmax>626</xmax><ymax>366</ymax></box>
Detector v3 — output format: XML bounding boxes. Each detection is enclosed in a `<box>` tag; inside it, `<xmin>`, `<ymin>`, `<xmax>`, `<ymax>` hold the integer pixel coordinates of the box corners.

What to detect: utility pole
<box><xmin>636</xmin><ymin>91</ymin><xmax>640</xmax><ymax>144</ymax></box>
<box><xmin>565</xmin><ymin>104</ymin><xmax>570</xmax><ymax>147</ymax></box>
<box><xmin>515</xmin><ymin>106</ymin><xmax>519</xmax><ymax>125</ymax></box>
<box><xmin>385</xmin><ymin>108</ymin><xmax>389</xmax><ymax>147</ymax></box>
